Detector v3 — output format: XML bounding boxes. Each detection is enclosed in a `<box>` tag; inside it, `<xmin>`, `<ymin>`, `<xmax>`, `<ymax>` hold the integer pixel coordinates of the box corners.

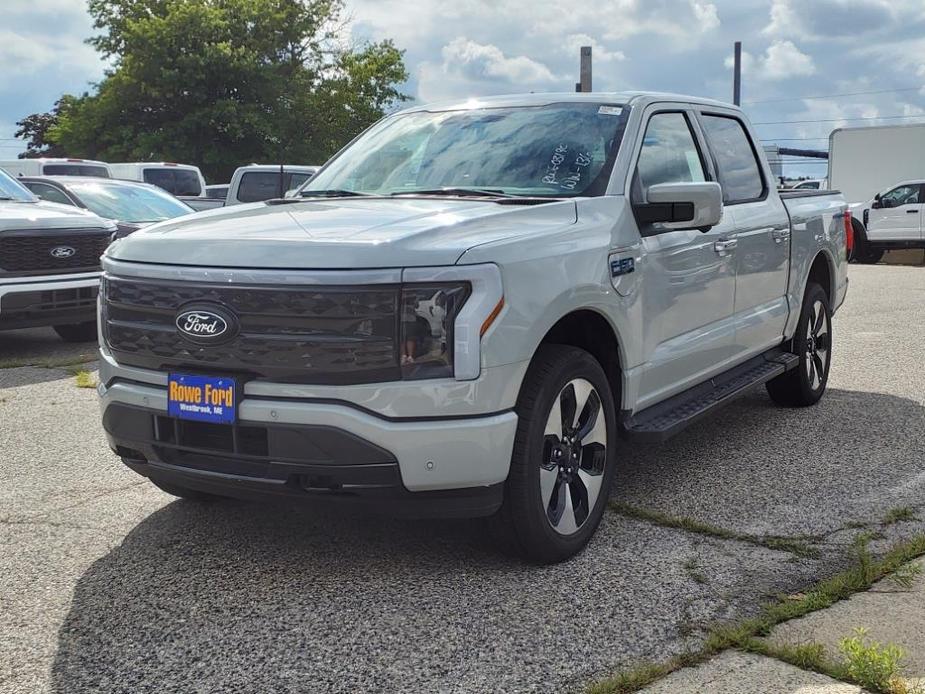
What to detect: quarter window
<box><xmin>700</xmin><ymin>115</ymin><xmax>764</xmax><ymax>203</ymax></box>
<box><xmin>634</xmin><ymin>112</ymin><xmax>706</xmax><ymax>201</ymax></box>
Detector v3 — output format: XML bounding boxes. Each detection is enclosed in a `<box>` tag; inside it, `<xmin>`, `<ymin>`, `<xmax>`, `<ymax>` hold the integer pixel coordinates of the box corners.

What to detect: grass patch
<box><xmin>586</xmin><ymin>533</ymin><xmax>925</xmax><ymax>694</ymax></box>
<box><xmin>610</xmin><ymin>502</ymin><xmax>820</xmax><ymax>558</ymax></box>
<box><xmin>884</xmin><ymin>507</ymin><xmax>917</xmax><ymax>525</ymax></box>
<box><xmin>888</xmin><ymin>561</ymin><xmax>922</xmax><ymax>590</ymax></box>
<box><xmin>74</xmin><ymin>370</ymin><xmax>97</xmax><ymax>389</ymax></box>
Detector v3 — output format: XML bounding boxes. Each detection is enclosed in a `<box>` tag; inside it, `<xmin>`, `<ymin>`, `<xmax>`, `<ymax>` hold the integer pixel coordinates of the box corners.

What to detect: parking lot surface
<box><xmin>2</xmin><ymin>264</ymin><xmax>925</xmax><ymax>693</ymax></box>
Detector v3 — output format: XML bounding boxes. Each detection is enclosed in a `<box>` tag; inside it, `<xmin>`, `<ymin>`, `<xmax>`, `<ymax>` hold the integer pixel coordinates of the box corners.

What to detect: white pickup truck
<box><xmin>98</xmin><ymin>92</ymin><xmax>849</xmax><ymax>562</ymax></box>
<box><xmin>850</xmin><ymin>180</ymin><xmax>925</xmax><ymax>263</ymax></box>
<box><xmin>184</xmin><ymin>165</ymin><xmax>320</xmax><ymax>211</ymax></box>
<box><xmin>0</xmin><ymin>169</ymin><xmax>116</xmax><ymax>341</ymax></box>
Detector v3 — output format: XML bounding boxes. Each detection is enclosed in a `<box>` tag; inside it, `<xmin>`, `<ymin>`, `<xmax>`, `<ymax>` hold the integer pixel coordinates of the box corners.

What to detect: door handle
<box><xmin>906</xmin><ymin>209</ymin><xmax>919</xmax><ymax>214</ymax></box>
<box><xmin>713</xmin><ymin>238</ymin><xmax>738</xmax><ymax>256</ymax></box>
<box><xmin>771</xmin><ymin>228</ymin><xmax>791</xmax><ymax>243</ymax></box>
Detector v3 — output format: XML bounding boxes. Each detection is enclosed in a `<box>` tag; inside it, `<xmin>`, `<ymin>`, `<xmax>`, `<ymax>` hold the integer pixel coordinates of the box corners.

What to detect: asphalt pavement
<box><xmin>2</xmin><ymin>263</ymin><xmax>924</xmax><ymax>693</ymax></box>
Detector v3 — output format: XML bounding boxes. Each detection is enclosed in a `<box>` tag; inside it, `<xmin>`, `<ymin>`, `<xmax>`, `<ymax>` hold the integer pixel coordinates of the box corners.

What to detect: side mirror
<box><xmin>635</xmin><ymin>181</ymin><xmax>723</xmax><ymax>233</ymax></box>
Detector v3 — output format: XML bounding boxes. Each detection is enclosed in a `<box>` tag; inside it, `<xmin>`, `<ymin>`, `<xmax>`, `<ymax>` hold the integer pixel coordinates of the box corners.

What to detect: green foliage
<box><xmin>14</xmin><ymin>97</ymin><xmax>77</xmax><ymax>159</ymax></box>
<box><xmin>888</xmin><ymin>561</ymin><xmax>922</xmax><ymax>590</ymax></box>
<box><xmin>839</xmin><ymin>628</ymin><xmax>909</xmax><ymax>694</ymax></box>
<box><xmin>44</xmin><ymin>0</ymin><xmax>409</xmax><ymax>182</ymax></box>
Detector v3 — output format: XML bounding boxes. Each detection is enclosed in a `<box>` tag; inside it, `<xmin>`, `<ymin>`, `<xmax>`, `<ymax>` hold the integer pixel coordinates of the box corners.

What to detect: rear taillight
<box><xmin>844</xmin><ymin>210</ymin><xmax>853</xmax><ymax>255</ymax></box>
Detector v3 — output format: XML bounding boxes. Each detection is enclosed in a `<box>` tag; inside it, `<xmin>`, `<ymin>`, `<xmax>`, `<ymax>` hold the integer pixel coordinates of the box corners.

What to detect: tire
<box><xmin>766</xmin><ymin>282</ymin><xmax>832</xmax><ymax>407</ymax></box>
<box><xmin>53</xmin><ymin>321</ymin><xmax>98</xmax><ymax>343</ymax></box>
<box><xmin>855</xmin><ymin>247</ymin><xmax>884</xmax><ymax>264</ymax></box>
<box><xmin>493</xmin><ymin>344</ymin><xmax>617</xmax><ymax>564</ymax></box>
<box><xmin>150</xmin><ymin>478</ymin><xmax>225</xmax><ymax>502</ymax></box>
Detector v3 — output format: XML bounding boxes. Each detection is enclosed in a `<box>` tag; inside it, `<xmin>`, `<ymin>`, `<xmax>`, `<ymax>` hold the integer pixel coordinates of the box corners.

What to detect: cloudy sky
<box><xmin>4</xmin><ymin>0</ymin><xmax>925</xmax><ymax>178</ymax></box>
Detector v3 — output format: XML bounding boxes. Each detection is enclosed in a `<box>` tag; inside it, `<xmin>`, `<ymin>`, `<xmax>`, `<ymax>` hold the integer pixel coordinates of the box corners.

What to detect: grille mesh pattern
<box><xmin>104</xmin><ymin>277</ymin><xmax>401</xmax><ymax>384</ymax></box>
<box><xmin>0</xmin><ymin>231</ymin><xmax>111</xmax><ymax>274</ymax></box>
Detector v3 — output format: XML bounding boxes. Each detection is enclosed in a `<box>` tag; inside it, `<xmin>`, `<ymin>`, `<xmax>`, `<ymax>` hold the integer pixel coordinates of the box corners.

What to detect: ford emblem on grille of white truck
<box><xmin>49</xmin><ymin>246</ymin><xmax>76</xmax><ymax>259</ymax></box>
<box><xmin>175</xmin><ymin>306</ymin><xmax>237</xmax><ymax>344</ymax></box>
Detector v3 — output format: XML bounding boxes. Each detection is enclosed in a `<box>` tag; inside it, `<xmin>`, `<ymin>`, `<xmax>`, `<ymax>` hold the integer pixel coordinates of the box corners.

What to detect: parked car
<box><xmin>0</xmin><ymin>169</ymin><xmax>116</xmax><ymax>341</ymax></box>
<box><xmin>0</xmin><ymin>158</ymin><xmax>111</xmax><ymax>178</ymax></box>
<box><xmin>108</xmin><ymin>162</ymin><xmax>207</xmax><ymax>198</ymax></box>
<box><xmin>19</xmin><ymin>176</ymin><xmax>194</xmax><ymax>238</ymax></box>
<box><xmin>98</xmin><ymin>92</ymin><xmax>849</xmax><ymax>563</ymax></box>
<box><xmin>204</xmin><ymin>184</ymin><xmax>229</xmax><ymax>199</ymax></box>
<box><xmin>850</xmin><ymin>180</ymin><xmax>925</xmax><ymax>263</ymax></box>
<box><xmin>789</xmin><ymin>179</ymin><xmax>825</xmax><ymax>191</ymax></box>
<box><xmin>184</xmin><ymin>165</ymin><xmax>320</xmax><ymax>211</ymax></box>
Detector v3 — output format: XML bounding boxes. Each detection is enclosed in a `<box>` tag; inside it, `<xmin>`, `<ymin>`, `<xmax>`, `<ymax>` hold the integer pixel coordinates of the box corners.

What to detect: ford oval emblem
<box><xmin>175</xmin><ymin>305</ymin><xmax>238</xmax><ymax>344</ymax></box>
<box><xmin>50</xmin><ymin>246</ymin><xmax>76</xmax><ymax>259</ymax></box>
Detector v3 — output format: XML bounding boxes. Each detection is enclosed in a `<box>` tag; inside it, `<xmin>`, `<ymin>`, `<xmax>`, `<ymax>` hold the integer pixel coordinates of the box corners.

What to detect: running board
<box><xmin>622</xmin><ymin>350</ymin><xmax>799</xmax><ymax>443</ymax></box>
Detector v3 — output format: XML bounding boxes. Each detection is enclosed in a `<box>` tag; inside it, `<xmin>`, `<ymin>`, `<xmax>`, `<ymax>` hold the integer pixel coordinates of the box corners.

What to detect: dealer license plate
<box><xmin>167</xmin><ymin>373</ymin><xmax>236</xmax><ymax>424</ymax></box>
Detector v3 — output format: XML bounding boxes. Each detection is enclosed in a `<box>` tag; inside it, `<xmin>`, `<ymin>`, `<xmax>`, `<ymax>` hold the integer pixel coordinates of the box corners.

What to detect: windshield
<box><xmin>70</xmin><ymin>181</ymin><xmax>192</xmax><ymax>223</ymax></box>
<box><xmin>0</xmin><ymin>169</ymin><xmax>37</xmax><ymax>202</ymax></box>
<box><xmin>303</xmin><ymin>102</ymin><xmax>629</xmax><ymax>198</ymax></box>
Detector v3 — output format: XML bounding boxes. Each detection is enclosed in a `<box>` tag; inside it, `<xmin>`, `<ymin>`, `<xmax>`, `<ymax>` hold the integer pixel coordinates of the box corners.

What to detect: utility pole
<box><xmin>733</xmin><ymin>41</ymin><xmax>742</xmax><ymax>105</ymax></box>
<box><xmin>575</xmin><ymin>46</ymin><xmax>592</xmax><ymax>92</ymax></box>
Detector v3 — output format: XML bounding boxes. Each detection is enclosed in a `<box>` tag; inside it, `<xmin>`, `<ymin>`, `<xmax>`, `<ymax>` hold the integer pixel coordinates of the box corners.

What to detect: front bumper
<box><xmin>0</xmin><ymin>273</ymin><xmax>100</xmax><ymax>330</ymax></box>
<box><xmin>98</xmin><ymin>356</ymin><xmax>522</xmax><ymax>518</ymax></box>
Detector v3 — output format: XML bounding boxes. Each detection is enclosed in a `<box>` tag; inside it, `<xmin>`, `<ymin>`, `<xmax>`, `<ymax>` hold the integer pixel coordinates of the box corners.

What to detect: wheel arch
<box><xmin>807</xmin><ymin>249</ymin><xmax>835</xmax><ymax>304</ymax></box>
<box><xmin>533</xmin><ymin>308</ymin><xmax>624</xmax><ymax>408</ymax></box>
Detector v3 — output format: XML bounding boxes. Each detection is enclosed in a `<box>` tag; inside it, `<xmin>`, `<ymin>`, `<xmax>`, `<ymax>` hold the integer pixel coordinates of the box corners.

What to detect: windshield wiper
<box><xmin>390</xmin><ymin>187</ymin><xmax>512</xmax><ymax>198</ymax></box>
<box><xmin>298</xmin><ymin>189</ymin><xmax>369</xmax><ymax>198</ymax></box>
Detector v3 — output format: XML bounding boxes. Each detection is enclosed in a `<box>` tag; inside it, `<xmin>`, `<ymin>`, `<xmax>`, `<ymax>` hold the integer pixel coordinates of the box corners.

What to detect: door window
<box><xmin>143</xmin><ymin>168</ymin><xmax>202</xmax><ymax>196</ymax></box>
<box><xmin>700</xmin><ymin>115</ymin><xmax>764</xmax><ymax>203</ymax></box>
<box><xmin>633</xmin><ymin>112</ymin><xmax>705</xmax><ymax>201</ymax></box>
<box><xmin>23</xmin><ymin>182</ymin><xmax>74</xmax><ymax>206</ymax></box>
<box><xmin>880</xmin><ymin>184</ymin><xmax>920</xmax><ymax>207</ymax></box>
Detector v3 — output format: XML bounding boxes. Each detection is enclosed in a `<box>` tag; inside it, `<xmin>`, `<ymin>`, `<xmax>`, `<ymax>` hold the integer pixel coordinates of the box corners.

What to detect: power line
<box><xmin>745</xmin><ymin>85</ymin><xmax>923</xmax><ymax>105</ymax></box>
<box><xmin>754</xmin><ymin>113</ymin><xmax>925</xmax><ymax>126</ymax></box>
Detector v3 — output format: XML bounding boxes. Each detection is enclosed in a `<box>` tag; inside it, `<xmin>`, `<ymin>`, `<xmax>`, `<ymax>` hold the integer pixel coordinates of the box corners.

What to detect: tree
<box><xmin>42</xmin><ymin>0</ymin><xmax>408</xmax><ymax>182</ymax></box>
<box><xmin>14</xmin><ymin>97</ymin><xmax>76</xmax><ymax>159</ymax></box>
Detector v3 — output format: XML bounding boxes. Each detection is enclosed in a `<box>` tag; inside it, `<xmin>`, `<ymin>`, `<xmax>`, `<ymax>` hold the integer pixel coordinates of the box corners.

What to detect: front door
<box><xmin>867</xmin><ymin>183</ymin><xmax>924</xmax><ymax>242</ymax></box>
<box><xmin>631</xmin><ymin>109</ymin><xmax>737</xmax><ymax>409</ymax></box>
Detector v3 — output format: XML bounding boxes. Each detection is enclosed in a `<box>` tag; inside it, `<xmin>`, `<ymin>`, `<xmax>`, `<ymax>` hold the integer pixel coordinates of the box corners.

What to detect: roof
<box><xmin>395</xmin><ymin>91</ymin><xmax>737</xmax><ymax>115</ymax></box>
<box><xmin>108</xmin><ymin>162</ymin><xmax>203</xmax><ymax>171</ymax></box>
<box><xmin>21</xmin><ymin>175</ymin><xmax>168</xmax><ymax>190</ymax></box>
<box><xmin>235</xmin><ymin>164</ymin><xmax>320</xmax><ymax>173</ymax></box>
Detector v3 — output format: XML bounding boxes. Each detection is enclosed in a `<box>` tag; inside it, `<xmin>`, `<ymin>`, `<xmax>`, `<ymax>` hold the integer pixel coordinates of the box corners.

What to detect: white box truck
<box><xmin>829</xmin><ymin>123</ymin><xmax>925</xmax><ymax>262</ymax></box>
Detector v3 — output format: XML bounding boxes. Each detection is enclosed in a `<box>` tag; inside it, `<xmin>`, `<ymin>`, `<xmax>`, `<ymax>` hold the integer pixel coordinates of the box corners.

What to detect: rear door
<box><xmin>866</xmin><ymin>183</ymin><xmax>923</xmax><ymax>242</ymax></box>
<box><xmin>630</xmin><ymin>107</ymin><xmax>738</xmax><ymax>407</ymax></box>
<box><xmin>697</xmin><ymin>111</ymin><xmax>790</xmax><ymax>356</ymax></box>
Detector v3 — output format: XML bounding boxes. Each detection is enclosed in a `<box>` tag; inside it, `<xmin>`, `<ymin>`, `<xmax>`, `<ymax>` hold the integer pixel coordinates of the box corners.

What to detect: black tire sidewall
<box><xmin>792</xmin><ymin>283</ymin><xmax>832</xmax><ymax>404</ymax></box>
<box><xmin>506</xmin><ymin>345</ymin><xmax>618</xmax><ymax>562</ymax></box>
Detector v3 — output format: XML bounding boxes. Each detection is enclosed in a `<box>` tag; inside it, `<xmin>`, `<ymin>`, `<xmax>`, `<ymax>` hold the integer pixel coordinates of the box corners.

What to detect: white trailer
<box><xmin>828</xmin><ymin>123</ymin><xmax>925</xmax><ymax>205</ymax></box>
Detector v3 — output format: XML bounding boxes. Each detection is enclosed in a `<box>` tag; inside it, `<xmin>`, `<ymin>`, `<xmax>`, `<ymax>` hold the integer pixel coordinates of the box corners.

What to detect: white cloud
<box><xmin>763</xmin><ymin>0</ymin><xmax>807</xmax><ymax>39</ymax></box>
<box><xmin>726</xmin><ymin>40</ymin><xmax>815</xmax><ymax>82</ymax></box>
<box><xmin>441</xmin><ymin>38</ymin><xmax>556</xmax><ymax>84</ymax></box>
<box><xmin>762</xmin><ymin>40</ymin><xmax>815</xmax><ymax>79</ymax></box>
<box><xmin>692</xmin><ymin>1</ymin><xmax>720</xmax><ymax>31</ymax></box>
<box><xmin>562</xmin><ymin>34</ymin><xmax>625</xmax><ymax>63</ymax></box>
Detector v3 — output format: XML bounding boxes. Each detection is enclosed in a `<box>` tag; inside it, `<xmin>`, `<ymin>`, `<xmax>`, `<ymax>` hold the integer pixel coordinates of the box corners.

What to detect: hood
<box><xmin>0</xmin><ymin>199</ymin><xmax>115</xmax><ymax>233</ymax></box>
<box><xmin>106</xmin><ymin>197</ymin><xmax>578</xmax><ymax>268</ymax></box>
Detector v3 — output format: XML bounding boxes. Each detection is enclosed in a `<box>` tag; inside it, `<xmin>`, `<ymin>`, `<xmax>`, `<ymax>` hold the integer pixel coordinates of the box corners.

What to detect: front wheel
<box><xmin>766</xmin><ymin>282</ymin><xmax>832</xmax><ymax>407</ymax></box>
<box><xmin>494</xmin><ymin>345</ymin><xmax>617</xmax><ymax>564</ymax></box>
<box><xmin>53</xmin><ymin>321</ymin><xmax>98</xmax><ymax>343</ymax></box>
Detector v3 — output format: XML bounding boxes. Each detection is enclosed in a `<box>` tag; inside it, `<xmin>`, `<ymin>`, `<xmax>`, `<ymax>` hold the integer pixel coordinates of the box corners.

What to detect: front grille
<box><xmin>103</xmin><ymin>276</ymin><xmax>401</xmax><ymax>384</ymax></box>
<box><xmin>0</xmin><ymin>229</ymin><xmax>111</xmax><ymax>275</ymax></box>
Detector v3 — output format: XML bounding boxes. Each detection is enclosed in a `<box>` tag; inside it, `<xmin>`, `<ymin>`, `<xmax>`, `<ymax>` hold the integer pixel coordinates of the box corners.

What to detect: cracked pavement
<box><xmin>2</xmin><ymin>264</ymin><xmax>925</xmax><ymax>693</ymax></box>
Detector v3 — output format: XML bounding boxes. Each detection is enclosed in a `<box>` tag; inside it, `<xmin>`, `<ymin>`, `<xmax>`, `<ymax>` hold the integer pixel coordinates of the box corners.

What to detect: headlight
<box><xmin>400</xmin><ymin>283</ymin><xmax>470</xmax><ymax>380</ymax></box>
<box><xmin>402</xmin><ymin>264</ymin><xmax>504</xmax><ymax>381</ymax></box>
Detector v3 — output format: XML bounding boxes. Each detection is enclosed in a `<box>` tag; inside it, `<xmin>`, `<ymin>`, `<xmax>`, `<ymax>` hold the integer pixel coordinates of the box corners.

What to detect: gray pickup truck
<box><xmin>98</xmin><ymin>92</ymin><xmax>849</xmax><ymax>563</ymax></box>
<box><xmin>0</xmin><ymin>169</ymin><xmax>116</xmax><ymax>341</ymax></box>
